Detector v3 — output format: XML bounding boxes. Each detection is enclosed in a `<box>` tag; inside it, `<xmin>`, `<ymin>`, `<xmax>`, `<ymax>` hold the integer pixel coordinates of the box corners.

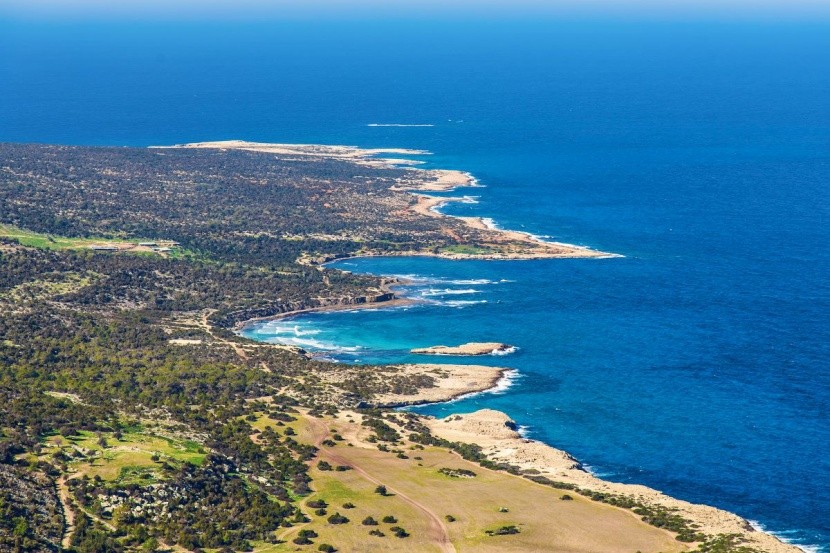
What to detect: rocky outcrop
<box><xmin>411</xmin><ymin>342</ymin><xmax>516</xmax><ymax>356</ymax></box>
<box><xmin>0</xmin><ymin>465</ymin><xmax>64</xmax><ymax>552</ymax></box>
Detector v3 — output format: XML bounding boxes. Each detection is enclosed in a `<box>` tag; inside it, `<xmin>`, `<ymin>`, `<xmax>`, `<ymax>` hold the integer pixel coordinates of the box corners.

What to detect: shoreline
<box><xmin>233</xmin><ymin>296</ymin><xmax>418</xmax><ymax>333</ymax></box>
<box><xmin>369</xmin><ymin>364</ymin><xmax>510</xmax><ymax>408</ymax></box>
<box><xmin>234</xmin><ymin>276</ymin><xmax>805</xmax><ymax>553</ymax></box>
<box><xmin>164</xmin><ymin>140</ymin><xmax>616</xmax><ymax>261</ymax></box>
<box><xmin>182</xmin><ymin>141</ymin><xmax>802</xmax><ymax>552</ymax></box>
<box><xmin>423</xmin><ymin>408</ymin><xmax>804</xmax><ymax>553</ymax></box>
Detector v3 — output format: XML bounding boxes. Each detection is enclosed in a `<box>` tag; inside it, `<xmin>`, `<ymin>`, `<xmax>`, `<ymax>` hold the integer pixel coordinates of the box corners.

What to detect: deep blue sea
<box><xmin>1</xmin><ymin>17</ymin><xmax>828</xmax><ymax>550</ymax></box>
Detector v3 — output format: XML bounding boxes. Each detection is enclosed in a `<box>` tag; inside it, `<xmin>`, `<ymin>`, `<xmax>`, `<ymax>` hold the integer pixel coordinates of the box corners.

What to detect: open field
<box><xmin>0</xmin><ymin>223</ymin><xmax>186</xmax><ymax>256</ymax></box>
<box><xmin>249</xmin><ymin>410</ymin><xmax>687</xmax><ymax>553</ymax></box>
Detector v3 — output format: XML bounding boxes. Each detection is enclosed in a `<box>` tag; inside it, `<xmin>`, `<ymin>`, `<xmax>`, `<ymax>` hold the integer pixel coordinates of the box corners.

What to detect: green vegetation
<box><xmin>0</xmin><ymin>223</ymin><xmax>189</xmax><ymax>257</ymax></box>
<box><xmin>485</xmin><ymin>525</ymin><xmax>520</xmax><ymax>536</ymax></box>
<box><xmin>439</xmin><ymin>467</ymin><xmax>477</xmax><ymax>478</ymax></box>
<box><xmin>440</xmin><ymin>244</ymin><xmax>495</xmax><ymax>255</ymax></box>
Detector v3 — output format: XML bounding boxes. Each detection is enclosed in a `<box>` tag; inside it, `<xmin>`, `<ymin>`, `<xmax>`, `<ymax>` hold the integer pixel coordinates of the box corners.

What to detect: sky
<box><xmin>2</xmin><ymin>0</ymin><xmax>830</xmax><ymax>22</ymax></box>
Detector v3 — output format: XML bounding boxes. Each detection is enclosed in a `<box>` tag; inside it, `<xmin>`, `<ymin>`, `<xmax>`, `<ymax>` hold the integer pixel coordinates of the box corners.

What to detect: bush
<box><xmin>560</xmin><ymin>494</ymin><xmax>573</xmax><ymax>501</ymax></box>
<box><xmin>369</xmin><ymin>529</ymin><xmax>385</xmax><ymax>537</ymax></box>
<box><xmin>327</xmin><ymin>512</ymin><xmax>349</xmax><ymax>525</ymax></box>
<box><xmin>486</xmin><ymin>525</ymin><xmax>519</xmax><ymax>536</ymax></box>
<box><xmin>342</xmin><ymin>502</ymin><xmax>355</xmax><ymax>509</ymax></box>
<box><xmin>438</xmin><ymin>467</ymin><xmax>476</xmax><ymax>478</ymax></box>
<box><xmin>374</xmin><ymin>485</ymin><xmax>388</xmax><ymax>496</ymax></box>
<box><xmin>445</xmin><ymin>515</ymin><xmax>456</xmax><ymax>522</ymax></box>
<box><xmin>381</xmin><ymin>515</ymin><xmax>397</xmax><ymax>524</ymax></box>
<box><xmin>390</xmin><ymin>526</ymin><xmax>409</xmax><ymax>538</ymax></box>
<box><xmin>317</xmin><ymin>544</ymin><xmax>336</xmax><ymax>552</ymax></box>
<box><xmin>362</xmin><ymin>517</ymin><xmax>378</xmax><ymax>526</ymax></box>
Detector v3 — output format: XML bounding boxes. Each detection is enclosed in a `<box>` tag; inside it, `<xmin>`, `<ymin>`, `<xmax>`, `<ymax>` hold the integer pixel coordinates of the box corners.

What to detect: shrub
<box><xmin>560</xmin><ymin>494</ymin><xmax>573</xmax><ymax>501</ymax></box>
<box><xmin>381</xmin><ymin>515</ymin><xmax>397</xmax><ymax>524</ymax></box>
<box><xmin>390</xmin><ymin>526</ymin><xmax>409</xmax><ymax>538</ymax></box>
<box><xmin>438</xmin><ymin>467</ymin><xmax>476</xmax><ymax>478</ymax></box>
<box><xmin>362</xmin><ymin>516</ymin><xmax>378</xmax><ymax>526</ymax></box>
<box><xmin>317</xmin><ymin>545</ymin><xmax>336</xmax><ymax>552</ymax></box>
<box><xmin>486</xmin><ymin>525</ymin><xmax>520</xmax><ymax>536</ymax></box>
<box><xmin>342</xmin><ymin>502</ymin><xmax>355</xmax><ymax>509</ymax></box>
<box><xmin>374</xmin><ymin>485</ymin><xmax>388</xmax><ymax>496</ymax></box>
<box><xmin>327</xmin><ymin>512</ymin><xmax>349</xmax><ymax>525</ymax></box>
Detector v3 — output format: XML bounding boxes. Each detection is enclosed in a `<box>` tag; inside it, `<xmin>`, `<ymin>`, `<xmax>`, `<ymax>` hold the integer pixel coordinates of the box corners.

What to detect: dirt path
<box><xmin>57</xmin><ymin>475</ymin><xmax>76</xmax><ymax>549</ymax></box>
<box><xmin>198</xmin><ymin>310</ymin><xmax>249</xmax><ymax>360</ymax></box>
<box><xmin>307</xmin><ymin>416</ymin><xmax>456</xmax><ymax>553</ymax></box>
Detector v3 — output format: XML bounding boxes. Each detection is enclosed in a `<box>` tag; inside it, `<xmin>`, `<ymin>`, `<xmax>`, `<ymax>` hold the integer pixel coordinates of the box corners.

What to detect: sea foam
<box><xmin>748</xmin><ymin>521</ymin><xmax>822</xmax><ymax>553</ymax></box>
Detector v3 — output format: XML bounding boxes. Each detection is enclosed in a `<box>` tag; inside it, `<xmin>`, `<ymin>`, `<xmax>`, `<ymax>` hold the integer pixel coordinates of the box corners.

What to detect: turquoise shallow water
<box><xmin>2</xmin><ymin>18</ymin><xmax>828</xmax><ymax>550</ymax></box>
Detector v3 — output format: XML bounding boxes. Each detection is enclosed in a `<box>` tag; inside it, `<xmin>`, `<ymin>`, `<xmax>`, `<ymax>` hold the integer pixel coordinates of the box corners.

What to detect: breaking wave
<box><xmin>420</xmin><ymin>288</ymin><xmax>482</xmax><ymax>297</ymax></box>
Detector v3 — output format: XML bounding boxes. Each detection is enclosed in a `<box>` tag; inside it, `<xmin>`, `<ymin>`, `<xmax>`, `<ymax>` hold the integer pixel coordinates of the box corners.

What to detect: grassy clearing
<box><xmin>0</xmin><ymin>223</ymin><xmax>191</xmax><ymax>257</ymax></box>
<box><xmin>40</xmin><ymin>429</ymin><xmax>207</xmax><ymax>483</ymax></box>
<box><xmin>1</xmin><ymin>271</ymin><xmax>98</xmax><ymax>301</ymax></box>
<box><xmin>440</xmin><ymin>244</ymin><xmax>495</xmax><ymax>255</ymax></box>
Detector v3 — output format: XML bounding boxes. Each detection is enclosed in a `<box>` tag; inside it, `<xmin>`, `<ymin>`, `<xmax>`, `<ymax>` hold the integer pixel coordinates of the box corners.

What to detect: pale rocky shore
<box><xmin>162</xmin><ymin>140</ymin><xmax>613</xmax><ymax>261</ymax></box>
<box><xmin>426</xmin><ymin>409</ymin><xmax>803</xmax><ymax>553</ymax></box>
<box><xmin>411</xmin><ymin>342</ymin><xmax>516</xmax><ymax>356</ymax></box>
<box><xmin>371</xmin><ymin>364</ymin><xmax>507</xmax><ymax>407</ymax></box>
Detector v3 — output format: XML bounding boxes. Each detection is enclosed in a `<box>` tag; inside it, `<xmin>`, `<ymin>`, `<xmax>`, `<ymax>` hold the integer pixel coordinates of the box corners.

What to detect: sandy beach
<box><xmin>426</xmin><ymin>409</ymin><xmax>803</xmax><ymax>553</ymax></box>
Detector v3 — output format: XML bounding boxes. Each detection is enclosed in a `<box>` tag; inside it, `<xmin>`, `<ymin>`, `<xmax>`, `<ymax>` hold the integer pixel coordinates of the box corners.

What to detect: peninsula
<box><xmin>411</xmin><ymin>342</ymin><xmax>517</xmax><ymax>356</ymax></box>
<box><xmin>0</xmin><ymin>141</ymin><xmax>796</xmax><ymax>553</ymax></box>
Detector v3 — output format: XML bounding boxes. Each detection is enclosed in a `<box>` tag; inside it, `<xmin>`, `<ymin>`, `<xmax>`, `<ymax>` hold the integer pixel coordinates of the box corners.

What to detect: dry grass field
<box><xmin>251</xmin><ymin>411</ymin><xmax>689</xmax><ymax>553</ymax></box>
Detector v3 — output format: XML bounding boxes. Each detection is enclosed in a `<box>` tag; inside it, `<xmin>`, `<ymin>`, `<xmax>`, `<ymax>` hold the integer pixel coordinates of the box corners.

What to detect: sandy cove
<box><xmin>426</xmin><ymin>409</ymin><xmax>802</xmax><ymax>553</ymax></box>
